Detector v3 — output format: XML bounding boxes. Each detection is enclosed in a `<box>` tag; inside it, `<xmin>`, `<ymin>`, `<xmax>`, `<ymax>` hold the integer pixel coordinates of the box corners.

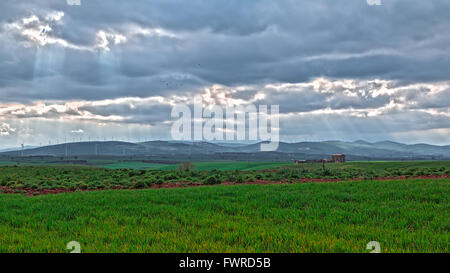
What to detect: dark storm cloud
<box><xmin>0</xmin><ymin>0</ymin><xmax>449</xmax><ymax>147</ymax></box>
<box><xmin>1</xmin><ymin>0</ymin><xmax>450</xmax><ymax>103</ymax></box>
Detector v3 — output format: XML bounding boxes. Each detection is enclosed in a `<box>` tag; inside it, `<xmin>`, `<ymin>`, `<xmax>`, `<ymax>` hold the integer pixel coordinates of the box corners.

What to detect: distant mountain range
<box><xmin>1</xmin><ymin>140</ymin><xmax>449</xmax><ymax>160</ymax></box>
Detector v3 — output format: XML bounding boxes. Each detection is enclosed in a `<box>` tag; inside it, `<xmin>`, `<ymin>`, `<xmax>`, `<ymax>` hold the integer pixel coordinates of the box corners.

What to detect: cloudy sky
<box><xmin>0</xmin><ymin>0</ymin><xmax>449</xmax><ymax>148</ymax></box>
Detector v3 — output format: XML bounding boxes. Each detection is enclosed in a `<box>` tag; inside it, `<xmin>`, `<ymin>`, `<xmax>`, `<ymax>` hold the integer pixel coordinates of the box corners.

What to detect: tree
<box><xmin>178</xmin><ymin>162</ymin><xmax>194</xmax><ymax>171</ymax></box>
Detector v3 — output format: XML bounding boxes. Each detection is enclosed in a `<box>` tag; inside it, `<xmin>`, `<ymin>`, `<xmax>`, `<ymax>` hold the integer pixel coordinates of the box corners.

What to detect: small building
<box><xmin>332</xmin><ymin>154</ymin><xmax>346</xmax><ymax>163</ymax></box>
<box><xmin>294</xmin><ymin>160</ymin><xmax>307</xmax><ymax>164</ymax></box>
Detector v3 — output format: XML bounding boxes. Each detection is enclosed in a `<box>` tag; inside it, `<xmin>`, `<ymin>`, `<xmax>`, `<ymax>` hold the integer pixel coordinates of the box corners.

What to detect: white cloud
<box><xmin>67</xmin><ymin>0</ymin><xmax>81</xmax><ymax>6</ymax></box>
<box><xmin>94</xmin><ymin>30</ymin><xmax>127</xmax><ymax>51</ymax></box>
<box><xmin>1</xmin><ymin>79</ymin><xmax>448</xmax><ymax>126</ymax></box>
<box><xmin>71</xmin><ymin>129</ymin><xmax>84</xmax><ymax>134</ymax></box>
<box><xmin>93</xmin><ymin>25</ymin><xmax>178</xmax><ymax>51</ymax></box>
<box><xmin>4</xmin><ymin>11</ymin><xmax>177</xmax><ymax>52</ymax></box>
<box><xmin>0</xmin><ymin>122</ymin><xmax>16</xmax><ymax>136</ymax></box>
<box><xmin>45</xmin><ymin>11</ymin><xmax>64</xmax><ymax>22</ymax></box>
<box><xmin>4</xmin><ymin>11</ymin><xmax>88</xmax><ymax>50</ymax></box>
<box><xmin>302</xmin><ymin>49</ymin><xmax>400</xmax><ymax>62</ymax></box>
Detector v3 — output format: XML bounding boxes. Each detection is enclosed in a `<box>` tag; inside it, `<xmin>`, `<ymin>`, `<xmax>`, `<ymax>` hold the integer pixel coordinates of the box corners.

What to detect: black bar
<box><xmin>0</xmin><ymin>253</ymin><xmax>446</xmax><ymax>272</ymax></box>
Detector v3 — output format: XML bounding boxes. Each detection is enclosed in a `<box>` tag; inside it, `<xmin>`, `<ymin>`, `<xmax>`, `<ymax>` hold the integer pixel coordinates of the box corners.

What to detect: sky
<box><xmin>0</xmin><ymin>0</ymin><xmax>449</xmax><ymax>148</ymax></box>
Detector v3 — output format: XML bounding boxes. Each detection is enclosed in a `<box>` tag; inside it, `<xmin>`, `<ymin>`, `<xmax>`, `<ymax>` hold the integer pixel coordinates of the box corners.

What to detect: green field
<box><xmin>325</xmin><ymin>161</ymin><xmax>450</xmax><ymax>170</ymax></box>
<box><xmin>94</xmin><ymin>161</ymin><xmax>292</xmax><ymax>171</ymax></box>
<box><xmin>157</xmin><ymin>162</ymin><xmax>293</xmax><ymax>171</ymax></box>
<box><xmin>0</xmin><ymin>179</ymin><xmax>448</xmax><ymax>252</ymax></box>
<box><xmin>0</xmin><ymin>161</ymin><xmax>449</xmax><ymax>192</ymax></box>
<box><xmin>98</xmin><ymin>162</ymin><xmax>169</xmax><ymax>170</ymax></box>
<box><xmin>0</xmin><ymin>161</ymin><xmax>448</xmax><ymax>253</ymax></box>
<box><xmin>0</xmin><ymin>160</ymin><xmax>20</xmax><ymax>166</ymax></box>
<box><xmin>0</xmin><ymin>157</ymin><xmax>293</xmax><ymax>171</ymax></box>
<box><xmin>2</xmin><ymin>156</ymin><xmax>449</xmax><ymax>172</ymax></box>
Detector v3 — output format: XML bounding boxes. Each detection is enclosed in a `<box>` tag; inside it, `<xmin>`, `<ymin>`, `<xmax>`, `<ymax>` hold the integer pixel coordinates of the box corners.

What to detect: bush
<box><xmin>163</xmin><ymin>173</ymin><xmax>178</xmax><ymax>181</ymax></box>
<box><xmin>78</xmin><ymin>182</ymin><xmax>88</xmax><ymax>190</ymax></box>
<box><xmin>321</xmin><ymin>169</ymin><xmax>333</xmax><ymax>176</ymax></box>
<box><xmin>133</xmin><ymin>181</ymin><xmax>146</xmax><ymax>189</ymax></box>
<box><xmin>234</xmin><ymin>175</ymin><xmax>244</xmax><ymax>183</ymax></box>
<box><xmin>203</xmin><ymin>176</ymin><xmax>221</xmax><ymax>185</ymax></box>
<box><xmin>245</xmin><ymin>175</ymin><xmax>256</xmax><ymax>182</ymax></box>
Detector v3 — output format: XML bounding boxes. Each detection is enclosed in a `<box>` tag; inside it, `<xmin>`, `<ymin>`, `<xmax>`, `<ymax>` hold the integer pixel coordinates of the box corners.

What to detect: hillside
<box><xmin>1</xmin><ymin>140</ymin><xmax>449</xmax><ymax>161</ymax></box>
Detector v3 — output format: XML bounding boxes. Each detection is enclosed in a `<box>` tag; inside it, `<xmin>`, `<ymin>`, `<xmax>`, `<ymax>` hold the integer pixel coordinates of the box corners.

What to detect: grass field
<box><xmin>97</xmin><ymin>160</ymin><xmax>450</xmax><ymax>171</ymax></box>
<box><xmin>0</xmin><ymin>160</ymin><xmax>20</xmax><ymax>166</ymax></box>
<box><xmin>2</xmin><ymin>156</ymin><xmax>448</xmax><ymax>172</ymax></box>
<box><xmin>0</xmin><ymin>161</ymin><xmax>448</xmax><ymax>192</ymax></box>
<box><xmin>0</xmin><ymin>179</ymin><xmax>448</xmax><ymax>252</ymax></box>
<box><xmin>98</xmin><ymin>162</ymin><xmax>169</xmax><ymax>170</ymax></box>
<box><xmin>97</xmin><ymin>161</ymin><xmax>292</xmax><ymax>170</ymax></box>
<box><xmin>0</xmin><ymin>158</ymin><xmax>293</xmax><ymax>171</ymax></box>
<box><xmin>0</xmin><ymin>161</ymin><xmax>448</xmax><ymax>253</ymax></box>
<box><xmin>157</xmin><ymin>162</ymin><xmax>293</xmax><ymax>171</ymax></box>
<box><xmin>324</xmin><ymin>161</ymin><xmax>450</xmax><ymax>170</ymax></box>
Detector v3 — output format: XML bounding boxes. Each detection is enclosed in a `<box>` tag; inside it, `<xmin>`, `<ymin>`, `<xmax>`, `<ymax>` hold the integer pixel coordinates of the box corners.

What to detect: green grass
<box><xmin>332</xmin><ymin>161</ymin><xmax>450</xmax><ymax>170</ymax></box>
<box><xmin>98</xmin><ymin>162</ymin><xmax>169</xmax><ymax>170</ymax></box>
<box><xmin>0</xmin><ymin>179</ymin><xmax>448</xmax><ymax>253</ymax></box>
<box><xmin>155</xmin><ymin>161</ymin><xmax>292</xmax><ymax>171</ymax></box>
<box><xmin>96</xmin><ymin>160</ymin><xmax>450</xmax><ymax>172</ymax></box>
<box><xmin>2</xmin><ymin>157</ymin><xmax>448</xmax><ymax>172</ymax></box>
<box><xmin>1</xmin><ymin>161</ymin><xmax>448</xmax><ymax>191</ymax></box>
<box><xmin>98</xmin><ymin>161</ymin><xmax>291</xmax><ymax>171</ymax></box>
<box><xmin>0</xmin><ymin>161</ymin><xmax>448</xmax><ymax>252</ymax></box>
<box><xmin>0</xmin><ymin>161</ymin><xmax>16</xmax><ymax>166</ymax></box>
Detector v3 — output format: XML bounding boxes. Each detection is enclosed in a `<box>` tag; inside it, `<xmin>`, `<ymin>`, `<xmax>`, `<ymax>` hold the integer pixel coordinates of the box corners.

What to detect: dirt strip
<box><xmin>1</xmin><ymin>174</ymin><xmax>449</xmax><ymax>197</ymax></box>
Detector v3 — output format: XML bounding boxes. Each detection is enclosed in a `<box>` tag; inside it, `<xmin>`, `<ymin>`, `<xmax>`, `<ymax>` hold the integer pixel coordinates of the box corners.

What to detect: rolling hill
<box><xmin>1</xmin><ymin>140</ymin><xmax>449</xmax><ymax>161</ymax></box>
